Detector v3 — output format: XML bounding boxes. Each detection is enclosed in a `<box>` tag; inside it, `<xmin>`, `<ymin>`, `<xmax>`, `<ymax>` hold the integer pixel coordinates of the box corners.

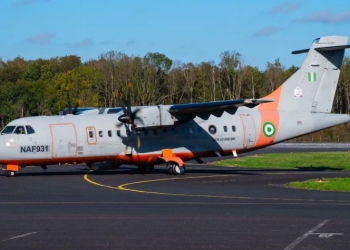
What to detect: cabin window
<box><xmin>108</xmin><ymin>130</ymin><xmax>112</xmax><ymax>137</ymax></box>
<box><xmin>89</xmin><ymin>131</ymin><xmax>94</xmax><ymax>138</ymax></box>
<box><xmin>117</xmin><ymin>130</ymin><xmax>121</xmax><ymax>136</ymax></box>
<box><xmin>99</xmin><ymin>131</ymin><xmax>103</xmax><ymax>137</ymax></box>
<box><xmin>171</xmin><ymin>128</ymin><xmax>177</xmax><ymax>135</ymax></box>
<box><xmin>1</xmin><ymin>126</ymin><xmax>16</xmax><ymax>134</ymax></box>
<box><xmin>232</xmin><ymin>125</ymin><xmax>236</xmax><ymax>132</ymax></box>
<box><xmin>144</xmin><ymin>130</ymin><xmax>148</xmax><ymax>135</ymax></box>
<box><xmin>25</xmin><ymin>125</ymin><xmax>35</xmax><ymax>134</ymax></box>
<box><xmin>223</xmin><ymin>126</ymin><xmax>227</xmax><ymax>132</ymax></box>
<box><xmin>188</xmin><ymin>127</ymin><xmax>194</xmax><ymax>134</ymax></box>
<box><xmin>153</xmin><ymin>130</ymin><xmax>158</xmax><ymax>135</ymax></box>
<box><xmin>208</xmin><ymin>125</ymin><xmax>217</xmax><ymax>135</ymax></box>
<box><xmin>163</xmin><ymin>129</ymin><xmax>168</xmax><ymax>134</ymax></box>
<box><xmin>86</xmin><ymin>127</ymin><xmax>97</xmax><ymax>144</ymax></box>
<box><xmin>180</xmin><ymin>128</ymin><xmax>185</xmax><ymax>134</ymax></box>
<box><xmin>197</xmin><ymin>127</ymin><xmax>203</xmax><ymax>134</ymax></box>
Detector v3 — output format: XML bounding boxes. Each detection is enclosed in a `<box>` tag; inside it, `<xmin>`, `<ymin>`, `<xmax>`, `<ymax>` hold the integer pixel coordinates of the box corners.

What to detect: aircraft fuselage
<box><xmin>0</xmin><ymin>107</ymin><xmax>348</xmax><ymax>168</ymax></box>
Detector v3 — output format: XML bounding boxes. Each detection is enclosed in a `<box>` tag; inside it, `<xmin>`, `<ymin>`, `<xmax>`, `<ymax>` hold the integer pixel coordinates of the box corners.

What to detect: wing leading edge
<box><xmin>168</xmin><ymin>98</ymin><xmax>274</xmax><ymax>115</ymax></box>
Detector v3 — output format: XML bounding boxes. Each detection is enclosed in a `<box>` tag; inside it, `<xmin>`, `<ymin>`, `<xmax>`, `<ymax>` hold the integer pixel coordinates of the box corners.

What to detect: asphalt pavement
<box><xmin>1</xmin><ymin>143</ymin><xmax>350</xmax><ymax>250</ymax></box>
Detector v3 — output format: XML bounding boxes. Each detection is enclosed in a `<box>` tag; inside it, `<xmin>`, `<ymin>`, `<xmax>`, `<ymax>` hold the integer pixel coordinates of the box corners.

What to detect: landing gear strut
<box><xmin>166</xmin><ymin>162</ymin><xmax>185</xmax><ymax>175</ymax></box>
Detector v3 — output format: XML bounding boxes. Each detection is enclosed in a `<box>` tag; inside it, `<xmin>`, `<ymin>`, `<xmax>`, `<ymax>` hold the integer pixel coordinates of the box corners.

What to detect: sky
<box><xmin>1</xmin><ymin>0</ymin><xmax>350</xmax><ymax>70</ymax></box>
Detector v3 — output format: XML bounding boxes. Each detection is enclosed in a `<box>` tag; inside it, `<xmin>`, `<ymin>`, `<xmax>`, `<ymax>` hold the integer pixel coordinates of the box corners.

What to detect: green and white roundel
<box><xmin>263</xmin><ymin>122</ymin><xmax>276</xmax><ymax>138</ymax></box>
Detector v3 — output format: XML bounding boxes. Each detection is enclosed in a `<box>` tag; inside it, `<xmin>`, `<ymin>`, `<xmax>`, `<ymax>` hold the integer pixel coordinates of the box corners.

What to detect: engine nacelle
<box><xmin>89</xmin><ymin>161</ymin><xmax>121</xmax><ymax>171</ymax></box>
<box><xmin>134</xmin><ymin>105</ymin><xmax>178</xmax><ymax>130</ymax></box>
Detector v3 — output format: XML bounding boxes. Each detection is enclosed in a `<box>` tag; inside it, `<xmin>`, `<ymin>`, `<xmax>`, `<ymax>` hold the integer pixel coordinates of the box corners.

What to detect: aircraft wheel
<box><xmin>167</xmin><ymin>163</ymin><xmax>174</xmax><ymax>175</ymax></box>
<box><xmin>5</xmin><ymin>171</ymin><xmax>16</xmax><ymax>177</ymax></box>
<box><xmin>167</xmin><ymin>162</ymin><xmax>184</xmax><ymax>175</ymax></box>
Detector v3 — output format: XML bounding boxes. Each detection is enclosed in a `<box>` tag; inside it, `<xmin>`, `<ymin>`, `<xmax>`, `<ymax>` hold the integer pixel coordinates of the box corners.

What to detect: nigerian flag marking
<box><xmin>308</xmin><ymin>72</ymin><xmax>316</xmax><ymax>82</ymax></box>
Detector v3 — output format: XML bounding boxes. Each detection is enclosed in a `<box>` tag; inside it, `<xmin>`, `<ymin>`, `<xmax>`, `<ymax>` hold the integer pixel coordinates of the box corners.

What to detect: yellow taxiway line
<box><xmin>83</xmin><ymin>171</ymin><xmax>350</xmax><ymax>203</ymax></box>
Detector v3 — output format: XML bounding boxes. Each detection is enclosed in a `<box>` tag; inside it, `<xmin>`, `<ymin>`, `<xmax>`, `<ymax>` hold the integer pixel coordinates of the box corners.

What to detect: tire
<box><xmin>167</xmin><ymin>163</ymin><xmax>174</xmax><ymax>175</ymax></box>
<box><xmin>168</xmin><ymin>162</ymin><xmax>184</xmax><ymax>175</ymax></box>
<box><xmin>5</xmin><ymin>171</ymin><xmax>16</xmax><ymax>177</ymax></box>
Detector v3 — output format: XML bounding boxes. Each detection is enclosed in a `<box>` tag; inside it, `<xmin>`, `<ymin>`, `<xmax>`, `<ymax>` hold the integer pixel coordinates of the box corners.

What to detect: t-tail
<box><xmin>256</xmin><ymin>36</ymin><xmax>350</xmax><ymax>146</ymax></box>
<box><xmin>263</xmin><ymin>36</ymin><xmax>350</xmax><ymax>113</ymax></box>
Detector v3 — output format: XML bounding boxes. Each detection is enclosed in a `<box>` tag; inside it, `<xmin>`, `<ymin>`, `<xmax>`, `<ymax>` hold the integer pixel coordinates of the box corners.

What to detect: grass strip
<box><xmin>288</xmin><ymin>178</ymin><xmax>350</xmax><ymax>192</ymax></box>
<box><xmin>214</xmin><ymin>152</ymin><xmax>350</xmax><ymax>170</ymax></box>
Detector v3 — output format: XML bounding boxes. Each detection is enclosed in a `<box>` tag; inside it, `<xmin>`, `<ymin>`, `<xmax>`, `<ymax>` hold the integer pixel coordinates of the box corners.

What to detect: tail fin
<box><xmin>264</xmin><ymin>36</ymin><xmax>350</xmax><ymax>113</ymax></box>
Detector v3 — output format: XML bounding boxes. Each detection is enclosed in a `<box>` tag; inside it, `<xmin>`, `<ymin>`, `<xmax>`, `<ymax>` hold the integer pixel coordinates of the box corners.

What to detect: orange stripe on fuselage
<box><xmin>255</xmin><ymin>85</ymin><xmax>282</xmax><ymax>148</ymax></box>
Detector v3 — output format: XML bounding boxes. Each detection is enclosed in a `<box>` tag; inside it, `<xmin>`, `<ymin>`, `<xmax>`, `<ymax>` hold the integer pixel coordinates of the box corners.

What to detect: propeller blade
<box><xmin>67</xmin><ymin>92</ymin><xmax>72</xmax><ymax>114</ymax></box>
<box><xmin>127</xmin><ymin>82</ymin><xmax>132</xmax><ymax>115</ymax></box>
<box><xmin>115</xmin><ymin>121</ymin><xmax>124</xmax><ymax>128</ymax></box>
<box><xmin>119</xmin><ymin>98</ymin><xmax>128</xmax><ymax>115</ymax></box>
<box><xmin>72</xmin><ymin>103</ymin><xmax>79</xmax><ymax>115</ymax></box>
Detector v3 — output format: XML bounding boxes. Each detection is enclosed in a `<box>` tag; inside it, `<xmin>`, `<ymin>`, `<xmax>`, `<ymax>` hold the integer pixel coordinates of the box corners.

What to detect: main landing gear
<box><xmin>137</xmin><ymin>163</ymin><xmax>185</xmax><ymax>175</ymax></box>
<box><xmin>166</xmin><ymin>162</ymin><xmax>185</xmax><ymax>175</ymax></box>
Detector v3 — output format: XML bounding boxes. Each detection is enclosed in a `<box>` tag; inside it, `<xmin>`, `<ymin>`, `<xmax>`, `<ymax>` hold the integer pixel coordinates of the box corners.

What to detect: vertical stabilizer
<box><xmin>264</xmin><ymin>36</ymin><xmax>349</xmax><ymax>113</ymax></box>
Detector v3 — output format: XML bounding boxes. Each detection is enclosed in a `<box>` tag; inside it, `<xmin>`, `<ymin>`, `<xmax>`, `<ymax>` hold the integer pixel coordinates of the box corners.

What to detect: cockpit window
<box><xmin>25</xmin><ymin>125</ymin><xmax>35</xmax><ymax>134</ymax></box>
<box><xmin>14</xmin><ymin>126</ymin><xmax>26</xmax><ymax>134</ymax></box>
<box><xmin>1</xmin><ymin>126</ymin><xmax>16</xmax><ymax>134</ymax></box>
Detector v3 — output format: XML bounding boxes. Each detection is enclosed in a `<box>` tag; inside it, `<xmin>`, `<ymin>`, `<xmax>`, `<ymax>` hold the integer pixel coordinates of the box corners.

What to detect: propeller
<box><xmin>116</xmin><ymin>82</ymin><xmax>143</xmax><ymax>149</ymax></box>
<box><xmin>66</xmin><ymin>92</ymin><xmax>79</xmax><ymax>115</ymax></box>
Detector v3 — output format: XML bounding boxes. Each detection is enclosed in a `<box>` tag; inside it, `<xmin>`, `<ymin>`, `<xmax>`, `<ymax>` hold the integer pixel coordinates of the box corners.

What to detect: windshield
<box><xmin>1</xmin><ymin>126</ymin><xmax>16</xmax><ymax>135</ymax></box>
<box><xmin>26</xmin><ymin>125</ymin><xmax>35</xmax><ymax>134</ymax></box>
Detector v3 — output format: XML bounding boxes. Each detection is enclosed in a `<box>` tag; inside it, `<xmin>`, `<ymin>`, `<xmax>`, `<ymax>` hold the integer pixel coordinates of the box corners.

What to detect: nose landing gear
<box><xmin>5</xmin><ymin>170</ymin><xmax>16</xmax><ymax>177</ymax></box>
<box><xmin>2</xmin><ymin>164</ymin><xmax>19</xmax><ymax>177</ymax></box>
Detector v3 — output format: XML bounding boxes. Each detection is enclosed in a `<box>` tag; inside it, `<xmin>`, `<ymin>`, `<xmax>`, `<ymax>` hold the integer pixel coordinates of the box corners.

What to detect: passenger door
<box><xmin>50</xmin><ymin>124</ymin><xmax>77</xmax><ymax>158</ymax></box>
<box><xmin>240</xmin><ymin>114</ymin><xmax>256</xmax><ymax>148</ymax></box>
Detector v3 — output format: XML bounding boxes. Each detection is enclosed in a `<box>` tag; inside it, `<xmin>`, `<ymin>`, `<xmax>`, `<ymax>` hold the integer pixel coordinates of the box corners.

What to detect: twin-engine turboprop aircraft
<box><xmin>1</xmin><ymin>36</ymin><xmax>350</xmax><ymax>177</ymax></box>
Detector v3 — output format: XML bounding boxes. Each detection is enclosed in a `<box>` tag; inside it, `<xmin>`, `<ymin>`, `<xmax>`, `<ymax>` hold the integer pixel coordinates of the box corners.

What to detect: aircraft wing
<box><xmin>168</xmin><ymin>98</ymin><xmax>274</xmax><ymax>115</ymax></box>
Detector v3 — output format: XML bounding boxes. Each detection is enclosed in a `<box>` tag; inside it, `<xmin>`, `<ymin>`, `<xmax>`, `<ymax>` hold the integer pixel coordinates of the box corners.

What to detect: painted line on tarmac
<box><xmin>83</xmin><ymin>172</ymin><xmax>350</xmax><ymax>203</ymax></box>
<box><xmin>2</xmin><ymin>232</ymin><xmax>37</xmax><ymax>242</ymax></box>
<box><xmin>284</xmin><ymin>220</ymin><xmax>329</xmax><ymax>250</ymax></box>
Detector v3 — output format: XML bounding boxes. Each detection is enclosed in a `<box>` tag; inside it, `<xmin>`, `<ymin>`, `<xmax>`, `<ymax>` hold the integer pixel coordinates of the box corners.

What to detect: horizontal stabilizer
<box><xmin>291</xmin><ymin>49</ymin><xmax>310</xmax><ymax>54</ymax></box>
<box><xmin>316</xmin><ymin>45</ymin><xmax>350</xmax><ymax>51</ymax></box>
<box><xmin>292</xmin><ymin>45</ymin><xmax>350</xmax><ymax>54</ymax></box>
<box><xmin>169</xmin><ymin>98</ymin><xmax>274</xmax><ymax>114</ymax></box>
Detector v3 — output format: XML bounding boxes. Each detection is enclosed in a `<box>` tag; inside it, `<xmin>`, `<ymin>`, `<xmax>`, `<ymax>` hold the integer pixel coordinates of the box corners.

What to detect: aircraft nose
<box><xmin>0</xmin><ymin>136</ymin><xmax>18</xmax><ymax>162</ymax></box>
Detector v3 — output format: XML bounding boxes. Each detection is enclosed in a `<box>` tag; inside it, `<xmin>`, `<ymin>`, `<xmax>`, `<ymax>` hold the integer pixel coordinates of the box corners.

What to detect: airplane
<box><xmin>1</xmin><ymin>35</ymin><xmax>350</xmax><ymax>177</ymax></box>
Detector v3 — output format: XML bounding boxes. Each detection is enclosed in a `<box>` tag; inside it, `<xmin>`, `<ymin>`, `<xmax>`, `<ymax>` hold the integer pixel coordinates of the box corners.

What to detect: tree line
<box><xmin>1</xmin><ymin>51</ymin><xmax>350</xmax><ymax>141</ymax></box>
